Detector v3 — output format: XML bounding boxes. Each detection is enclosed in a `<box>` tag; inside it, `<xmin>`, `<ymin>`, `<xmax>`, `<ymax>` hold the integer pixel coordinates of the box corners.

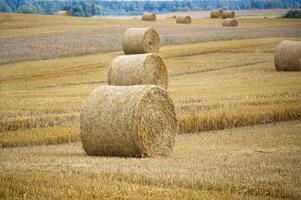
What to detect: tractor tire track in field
<box><xmin>170</xmin><ymin>61</ymin><xmax>270</xmax><ymax>77</ymax></box>
<box><xmin>34</xmin><ymin>80</ymin><xmax>106</xmax><ymax>89</ymax></box>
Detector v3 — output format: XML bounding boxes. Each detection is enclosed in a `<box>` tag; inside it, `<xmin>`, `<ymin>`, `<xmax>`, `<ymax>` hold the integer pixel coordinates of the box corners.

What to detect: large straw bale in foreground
<box><xmin>222</xmin><ymin>11</ymin><xmax>235</xmax><ymax>19</ymax></box>
<box><xmin>274</xmin><ymin>41</ymin><xmax>301</xmax><ymax>71</ymax></box>
<box><xmin>222</xmin><ymin>18</ymin><xmax>238</xmax><ymax>27</ymax></box>
<box><xmin>122</xmin><ymin>27</ymin><xmax>160</xmax><ymax>54</ymax></box>
<box><xmin>108</xmin><ymin>54</ymin><xmax>168</xmax><ymax>90</ymax></box>
<box><xmin>176</xmin><ymin>16</ymin><xmax>192</xmax><ymax>24</ymax></box>
<box><xmin>142</xmin><ymin>12</ymin><xmax>156</xmax><ymax>21</ymax></box>
<box><xmin>80</xmin><ymin>85</ymin><xmax>177</xmax><ymax>157</ymax></box>
<box><xmin>210</xmin><ymin>10</ymin><xmax>223</xmax><ymax>18</ymax></box>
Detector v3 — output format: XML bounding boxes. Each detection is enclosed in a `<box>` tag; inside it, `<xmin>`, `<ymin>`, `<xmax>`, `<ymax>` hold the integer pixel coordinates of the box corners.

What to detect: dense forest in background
<box><xmin>0</xmin><ymin>0</ymin><xmax>300</xmax><ymax>16</ymax></box>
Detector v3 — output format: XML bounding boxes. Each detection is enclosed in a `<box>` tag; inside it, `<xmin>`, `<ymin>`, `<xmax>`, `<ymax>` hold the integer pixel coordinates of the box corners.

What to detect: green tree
<box><xmin>283</xmin><ymin>10</ymin><xmax>301</xmax><ymax>18</ymax></box>
<box><xmin>18</xmin><ymin>5</ymin><xmax>38</xmax><ymax>14</ymax></box>
<box><xmin>70</xmin><ymin>5</ymin><xmax>84</xmax><ymax>16</ymax></box>
<box><xmin>0</xmin><ymin>0</ymin><xmax>12</xmax><ymax>12</ymax></box>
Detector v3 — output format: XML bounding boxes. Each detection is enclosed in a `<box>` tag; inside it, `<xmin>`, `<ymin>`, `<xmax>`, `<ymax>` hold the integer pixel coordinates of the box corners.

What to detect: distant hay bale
<box><xmin>210</xmin><ymin>10</ymin><xmax>223</xmax><ymax>18</ymax></box>
<box><xmin>80</xmin><ymin>85</ymin><xmax>177</xmax><ymax>157</ymax></box>
<box><xmin>142</xmin><ymin>12</ymin><xmax>156</xmax><ymax>21</ymax></box>
<box><xmin>108</xmin><ymin>53</ymin><xmax>168</xmax><ymax>90</ymax></box>
<box><xmin>176</xmin><ymin>16</ymin><xmax>192</xmax><ymax>24</ymax></box>
<box><xmin>166</xmin><ymin>15</ymin><xmax>176</xmax><ymax>19</ymax></box>
<box><xmin>222</xmin><ymin>11</ymin><xmax>235</xmax><ymax>19</ymax></box>
<box><xmin>54</xmin><ymin>10</ymin><xmax>70</xmax><ymax>16</ymax></box>
<box><xmin>122</xmin><ymin>27</ymin><xmax>160</xmax><ymax>54</ymax></box>
<box><xmin>274</xmin><ymin>40</ymin><xmax>301</xmax><ymax>71</ymax></box>
<box><xmin>222</xmin><ymin>18</ymin><xmax>238</xmax><ymax>27</ymax></box>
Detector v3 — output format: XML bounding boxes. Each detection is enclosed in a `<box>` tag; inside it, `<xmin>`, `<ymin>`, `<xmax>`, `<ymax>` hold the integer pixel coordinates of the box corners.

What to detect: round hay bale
<box><xmin>122</xmin><ymin>27</ymin><xmax>160</xmax><ymax>54</ymax></box>
<box><xmin>176</xmin><ymin>16</ymin><xmax>192</xmax><ymax>24</ymax></box>
<box><xmin>274</xmin><ymin>40</ymin><xmax>301</xmax><ymax>71</ymax></box>
<box><xmin>80</xmin><ymin>85</ymin><xmax>177</xmax><ymax>157</ymax></box>
<box><xmin>210</xmin><ymin>10</ymin><xmax>223</xmax><ymax>18</ymax></box>
<box><xmin>222</xmin><ymin>18</ymin><xmax>238</xmax><ymax>27</ymax></box>
<box><xmin>142</xmin><ymin>12</ymin><xmax>156</xmax><ymax>21</ymax></box>
<box><xmin>222</xmin><ymin>11</ymin><xmax>235</xmax><ymax>19</ymax></box>
<box><xmin>108</xmin><ymin>53</ymin><xmax>168</xmax><ymax>90</ymax></box>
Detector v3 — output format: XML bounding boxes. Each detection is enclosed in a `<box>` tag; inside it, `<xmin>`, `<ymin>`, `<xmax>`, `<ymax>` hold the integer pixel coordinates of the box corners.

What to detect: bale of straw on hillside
<box><xmin>222</xmin><ymin>11</ymin><xmax>235</xmax><ymax>19</ymax></box>
<box><xmin>142</xmin><ymin>12</ymin><xmax>156</xmax><ymax>21</ymax></box>
<box><xmin>274</xmin><ymin>41</ymin><xmax>301</xmax><ymax>71</ymax></box>
<box><xmin>108</xmin><ymin>53</ymin><xmax>168</xmax><ymax>90</ymax></box>
<box><xmin>222</xmin><ymin>18</ymin><xmax>238</xmax><ymax>27</ymax></box>
<box><xmin>80</xmin><ymin>85</ymin><xmax>177</xmax><ymax>157</ymax></box>
<box><xmin>122</xmin><ymin>27</ymin><xmax>160</xmax><ymax>54</ymax></box>
<box><xmin>176</xmin><ymin>16</ymin><xmax>192</xmax><ymax>24</ymax></box>
<box><xmin>210</xmin><ymin>10</ymin><xmax>223</xmax><ymax>18</ymax></box>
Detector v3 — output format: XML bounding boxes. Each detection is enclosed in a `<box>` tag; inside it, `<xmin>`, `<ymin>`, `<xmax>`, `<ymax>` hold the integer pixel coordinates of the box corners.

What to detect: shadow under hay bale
<box><xmin>80</xmin><ymin>85</ymin><xmax>177</xmax><ymax>157</ymax></box>
<box><xmin>108</xmin><ymin>53</ymin><xmax>168</xmax><ymax>90</ymax></box>
<box><xmin>211</xmin><ymin>10</ymin><xmax>223</xmax><ymax>18</ymax></box>
<box><xmin>142</xmin><ymin>12</ymin><xmax>156</xmax><ymax>21</ymax></box>
<box><xmin>122</xmin><ymin>27</ymin><xmax>160</xmax><ymax>54</ymax></box>
<box><xmin>222</xmin><ymin>11</ymin><xmax>235</xmax><ymax>19</ymax></box>
<box><xmin>176</xmin><ymin>16</ymin><xmax>192</xmax><ymax>24</ymax></box>
<box><xmin>222</xmin><ymin>18</ymin><xmax>238</xmax><ymax>27</ymax></box>
<box><xmin>274</xmin><ymin>40</ymin><xmax>301</xmax><ymax>71</ymax></box>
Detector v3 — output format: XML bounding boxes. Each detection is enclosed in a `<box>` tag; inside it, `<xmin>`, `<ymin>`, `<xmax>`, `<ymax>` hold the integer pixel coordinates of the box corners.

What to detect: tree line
<box><xmin>0</xmin><ymin>0</ymin><xmax>300</xmax><ymax>16</ymax></box>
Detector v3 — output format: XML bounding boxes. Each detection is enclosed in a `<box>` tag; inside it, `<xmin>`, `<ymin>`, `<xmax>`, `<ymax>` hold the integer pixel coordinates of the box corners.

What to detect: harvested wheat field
<box><xmin>0</xmin><ymin>13</ymin><xmax>301</xmax><ymax>64</ymax></box>
<box><xmin>1</xmin><ymin>121</ymin><xmax>301</xmax><ymax>199</ymax></box>
<box><xmin>0</xmin><ymin>12</ymin><xmax>301</xmax><ymax>199</ymax></box>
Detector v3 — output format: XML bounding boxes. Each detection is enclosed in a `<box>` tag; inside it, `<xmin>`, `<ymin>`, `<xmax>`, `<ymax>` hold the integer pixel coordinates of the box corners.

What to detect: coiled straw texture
<box><xmin>122</xmin><ymin>27</ymin><xmax>160</xmax><ymax>54</ymax></box>
<box><xmin>274</xmin><ymin>40</ymin><xmax>301</xmax><ymax>71</ymax></box>
<box><xmin>108</xmin><ymin>53</ymin><xmax>168</xmax><ymax>90</ymax></box>
<box><xmin>80</xmin><ymin>85</ymin><xmax>177</xmax><ymax>157</ymax></box>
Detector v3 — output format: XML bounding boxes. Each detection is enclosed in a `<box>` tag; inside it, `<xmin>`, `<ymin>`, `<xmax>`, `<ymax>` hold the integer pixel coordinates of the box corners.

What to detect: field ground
<box><xmin>1</xmin><ymin>36</ymin><xmax>301</xmax><ymax>147</ymax></box>
<box><xmin>0</xmin><ymin>12</ymin><xmax>301</xmax><ymax>199</ymax></box>
<box><xmin>1</xmin><ymin>121</ymin><xmax>300</xmax><ymax>199</ymax></box>
<box><xmin>0</xmin><ymin>13</ymin><xmax>300</xmax><ymax>64</ymax></box>
<box><xmin>99</xmin><ymin>9</ymin><xmax>290</xmax><ymax>19</ymax></box>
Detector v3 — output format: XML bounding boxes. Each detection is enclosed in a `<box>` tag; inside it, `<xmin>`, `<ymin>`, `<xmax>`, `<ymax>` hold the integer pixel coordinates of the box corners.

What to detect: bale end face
<box><xmin>274</xmin><ymin>40</ymin><xmax>301</xmax><ymax>71</ymax></box>
<box><xmin>80</xmin><ymin>85</ymin><xmax>177</xmax><ymax>158</ymax></box>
